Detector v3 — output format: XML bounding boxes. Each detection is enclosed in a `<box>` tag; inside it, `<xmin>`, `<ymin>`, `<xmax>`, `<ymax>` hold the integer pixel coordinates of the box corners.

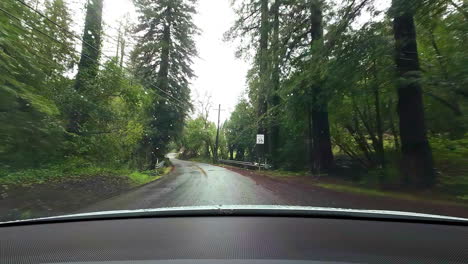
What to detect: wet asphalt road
<box><xmin>79</xmin><ymin>154</ymin><xmax>468</xmax><ymax>218</ymax></box>
<box><xmin>81</xmin><ymin>155</ymin><xmax>287</xmax><ymax>212</ymax></box>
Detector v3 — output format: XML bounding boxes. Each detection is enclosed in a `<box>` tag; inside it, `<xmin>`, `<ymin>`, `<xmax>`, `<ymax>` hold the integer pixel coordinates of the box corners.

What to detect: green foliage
<box><xmin>60</xmin><ymin>59</ymin><xmax>148</xmax><ymax>167</ymax></box>
<box><xmin>1</xmin><ymin>0</ymin><xmax>467</xmax><ymax>198</ymax></box>
<box><xmin>129</xmin><ymin>167</ymin><xmax>171</xmax><ymax>186</ymax></box>
<box><xmin>223</xmin><ymin>0</ymin><xmax>468</xmax><ymax>190</ymax></box>
<box><xmin>131</xmin><ymin>0</ymin><xmax>198</xmax><ymax>167</ymax></box>
<box><xmin>0</xmin><ymin>158</ymin><xmax>126</xmax><ymax>187</ymax></box>
<box><xmin>180</xmin><ymin>117</ymin><xmax>217</xmax><ymax>159</ymax></box>
<box><xmin>1</xmin><ymin>0</ymin><xmax>194</xmax><ymax>181</ymax></box>
<box><xmin>429</xmin><ymin>135</ymin><xmax>468</xmax><ymax>197</ymax></box>
<box><xmin>0</xmin><ymin>159</ymin><xmax>169</xmax><ymax>188</ymax></box>
<box><xmin>417</xmin><ymin>6</ymin><xmax>468</xmax><ymax>137</ymax></box>
<box><xmin>0</xmin><ymin>0</ymin><xmax>72</xmax><ymax>168</ymax></box>
<box><xmin>431</xmin><ymin>135</ymin><xmax>468</xmax><ymax>176</ymax></box>
<box><xmin>224</xmin><ymin>99</ymin><xmax>256</xmax><ymax>161</ymax></box>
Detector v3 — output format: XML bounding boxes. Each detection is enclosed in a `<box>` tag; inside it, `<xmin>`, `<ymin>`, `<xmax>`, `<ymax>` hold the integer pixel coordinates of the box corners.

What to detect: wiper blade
<box><xmin>1</xmin><ymin>205</ymin><xmax>467</xmax><ymax>227</ymax></box>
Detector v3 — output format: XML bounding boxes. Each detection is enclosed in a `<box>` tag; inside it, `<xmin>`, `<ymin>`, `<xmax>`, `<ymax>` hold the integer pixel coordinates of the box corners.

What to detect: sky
<box><xmin>191</xmin><ymin>0</ymin><xmax>250</xmax><ymax>123</ymax></box>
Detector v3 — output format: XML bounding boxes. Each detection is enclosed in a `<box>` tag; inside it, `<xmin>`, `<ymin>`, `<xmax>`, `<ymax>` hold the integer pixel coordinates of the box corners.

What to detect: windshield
<box><xmin>0</xmin><ymin>0</ymin><xmax>467</xmax><ymax>222</ymax></box>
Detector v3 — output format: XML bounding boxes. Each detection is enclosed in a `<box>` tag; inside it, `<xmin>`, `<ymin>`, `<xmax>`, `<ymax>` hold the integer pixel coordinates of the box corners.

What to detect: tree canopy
<box><xmin>212</xmin><ymin>0</ymin><xmax>468</xmax><ymax>188</ymax></box>
<box><xmin>0</xmin><ymin>0</ymin><xmax>198</xmax><ymax>171</ymax></box>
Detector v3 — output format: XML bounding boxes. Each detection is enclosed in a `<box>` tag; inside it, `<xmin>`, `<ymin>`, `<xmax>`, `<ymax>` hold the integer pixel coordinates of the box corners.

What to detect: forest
<box><xmin>0</xmin><ymin>0</ymin><xmax>196</xmax><ymax>183</ymax></box>
<box><xmin>180</xmin><ymin>0</ymin><xmax>468</xmax><ymax>194</ymax></box>
<box><xmin>0</xmin><ymin>0</ymin><xmax>467</xmax><ymax>197</ymax></box>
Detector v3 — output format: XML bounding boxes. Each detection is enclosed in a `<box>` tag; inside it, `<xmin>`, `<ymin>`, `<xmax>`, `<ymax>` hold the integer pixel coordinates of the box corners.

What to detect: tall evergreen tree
<box><xmin>257</xmin><ymin>0</ymin><xmax>269</xmax><ymax>163</ymax></box>
<box><xmin>391</xmin><ymin>0</ymin><xmax>435</xmax><ymax>187</ymax></box>
<box><xmin>268</xmin><ymin>0</ymin><xmax>281</xmax><ymax>166</ymax></box>
<box><xmin>68</xmin><ymin>0</ymin><xmax>104</xmax><ymax>134</ymax></box>
<box><xmin>132</xmin><ymin>0</ymin><xmax>197</xmax><ymax>168</ymax></box>
<box><xmin>309</xmin><ymin>0</ymin><xmax>334</xmax><ymax>172</ymax></box>
<box><xmin>226</xmin><ymin>0</ymin><xmax>272</xmax><ymax>163</ymax></box>
<box><xmin>42</xmin><ymin>0</ymin><xmax>76</xmax><ymax>76</ymax></box>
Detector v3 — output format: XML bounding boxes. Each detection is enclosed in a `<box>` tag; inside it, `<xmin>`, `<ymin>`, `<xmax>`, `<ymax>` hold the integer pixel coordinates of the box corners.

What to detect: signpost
<box><xmin>256</xmin><ymin>134</ymin><xmax>265</xmax><ymax>145</ymax></box>
<box><xmin>256</xmin><ymin>134</ymin><xmax>265</xmax><ymax>170</ymax></box>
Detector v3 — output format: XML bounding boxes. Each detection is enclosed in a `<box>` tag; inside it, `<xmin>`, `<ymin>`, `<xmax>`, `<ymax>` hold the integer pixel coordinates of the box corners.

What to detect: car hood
<box><xmin>1</xmin><ymin>205</ymin><xmax>468</xmax><ymax>226</ymax></box>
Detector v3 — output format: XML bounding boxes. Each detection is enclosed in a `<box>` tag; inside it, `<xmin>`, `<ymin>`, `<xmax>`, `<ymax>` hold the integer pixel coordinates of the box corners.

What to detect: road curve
<box><xmin>79</xmin><ymin>154</ymin><xmax>468</xmax><ymax>218</ymax></box>
<box><xmin>80</xmin><ymin>155</ymin><xmax>287</xmax><ymax>212</ymax></box>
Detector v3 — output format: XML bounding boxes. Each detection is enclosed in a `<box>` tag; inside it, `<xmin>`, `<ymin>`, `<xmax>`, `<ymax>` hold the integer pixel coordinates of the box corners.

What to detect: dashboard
<box><xmin>1</xmin><ymin>216</ymin><xmax>467</xmax><ymax>263</ymax></box>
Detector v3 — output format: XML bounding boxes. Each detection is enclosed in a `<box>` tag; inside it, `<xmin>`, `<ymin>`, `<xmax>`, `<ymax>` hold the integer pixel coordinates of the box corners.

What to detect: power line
<box><xmin>16</xmin><ymin>0</ymin><xmax>103</xmax><ymax>55</ymax></box>
<box><xmin>14</xmin><ymin>0</ymin><xmax>135</xmax><ymax>73</ymax></box>
<box><xmin>0</xmin><ymin>6</ymin><xmax>188</xmax><ymax>112</ymax></box>
<box><xmin>17</xmin><ymin>0</ymin><xmax>190</xmax><ymax>109</ymax></box>
<box><xmin>9</xmin><ymin>1</ymin><xmax>192</xmax><ymax>110</ymax></box>
<box><xmin>17</xmin><ymin>0</ymin><xmax>133</xmax><ymax>67</ymax></box>
<box><xmin>0</xmin><ymin>5</ymin><xmax>96</xmax><ymax>64</ymax></box>
<box><xmin>102</xmin><ymin>21</ymin><xmax>138</xmax><ymax>45</ymax></box>
<box><xmin>17</xmin><ymin>0</ymin><xmax>137</xmax><ymax>49</ymax></box>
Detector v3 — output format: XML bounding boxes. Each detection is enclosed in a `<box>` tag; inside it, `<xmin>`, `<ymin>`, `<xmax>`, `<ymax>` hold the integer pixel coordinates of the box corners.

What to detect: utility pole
<box><xmin>214</xmin><ymin>104</ymin><xmax>221</xmax><ymax>161</ymax></box>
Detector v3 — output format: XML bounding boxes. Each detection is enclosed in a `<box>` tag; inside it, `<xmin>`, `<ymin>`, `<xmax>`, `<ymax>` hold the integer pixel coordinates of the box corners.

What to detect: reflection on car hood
<box><xmin>1</xmin><ymin>205</ymin><xmax>468</xmax><ymax>225</ymax></box>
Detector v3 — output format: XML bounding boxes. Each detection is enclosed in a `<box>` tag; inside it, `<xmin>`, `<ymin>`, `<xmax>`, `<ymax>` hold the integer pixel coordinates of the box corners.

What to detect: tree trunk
<box><xmin>68</xmin><ymin>0</ymin><xmax>103</xmax><ymax>134</ymax></box>
<box><xmin>158</xmin><ymin>18</ymin><xmax>171</xmax><ymax>90</ymax></box>
<box><xmin>373</xmin><ymin>61</ymin><xmax>385</xmax><ymax>168</ymax></box>
<box><xmin>229</xmin><ymin>147</ymin><xmax>234</xmax><ymax>160</ymax></box>
<box><xmin>205</xmin><ymin>143</ymin><xmax>211</xmax><ymax>158</ymax></box>
<box><xmin>149</xmin><ymin>152</ymin><xmax>157</xmax><ymax>170</ymax></box>
<box><xmin>256</xmin><ymin>0</ymin><xmax>269</xmax><ymax>163</ymax></box>
<box><xmin>388</xmin><ymin>98</ymin><xmax>400</xmax><ymax>151</ymax></box>
<box><xmin>237</xmin><ymin>148</ymin><xmax>245</xmax><ymax>161</ymax></box>
<box><xmin>309</xmin><ymin>0</ymin><xmax>334</xmax><ymax>172</ymax></box>
<box><xmin>312</xmin><ymin>103</ymin><xmax>334</xmax><ymax>171</ymax></box>
<box><xmin>268</xmin><ymin>0</ymin><xmax>281</xmax><ymax>167</ymax></box>
<box><xmin>149</xmin><ymin>8</ymin><xmax>172</xmax><ymax>161</ymax></box>
<box><xmin>120</xmin><ymin>26</ymin><xmax>126</xmax><ymax>69</ymax></box>
<box><xmin>116</xmin><ymin>24</ymin><xmax>121</xmax><ymax>58</ymax></box>
<box><xmin>392</xmin><ymin>0</ymin><xmax>435</xmax><ymax>187</ymax></box>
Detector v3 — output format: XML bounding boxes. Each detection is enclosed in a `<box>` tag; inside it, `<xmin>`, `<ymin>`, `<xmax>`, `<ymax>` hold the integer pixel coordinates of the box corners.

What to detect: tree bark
<box><xmin>256</xmin><ymin>0</ymin><xmax>269</xmax><ymax>163</ymax></box>
<box><xmin>392</xmin><ymin>0</ymin><xmax>435</xmax><ymax>187</ymax></box>
<box><xmin>312</xmin><ymin>103</ymin><xmax>334</xmax><ymax>171</ymax></box>
<box><xmin>148</xmin><ymin>8</ymin><xmax>172</xmax><ymax>168</ymax></box>
<box><xmin>268</xmin><ymin>0</ymin><xmax>281</xmax><ymax>166</ymax></box>
<box><xmin>309</xmin><ymin>0</ymin><xmax>334</xmax><ymax>172</ymax></box>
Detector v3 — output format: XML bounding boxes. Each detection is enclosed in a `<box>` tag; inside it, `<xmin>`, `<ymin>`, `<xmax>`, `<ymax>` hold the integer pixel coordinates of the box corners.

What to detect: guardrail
<box><xmin>218</xmin><ymin>159</ymin><xmax>270</xmax><ymax>170</ymax></box>
<box><xmin>156</xmin><ymin>161</ymin><xmax>165</xmax><ymax>169</ymax></box>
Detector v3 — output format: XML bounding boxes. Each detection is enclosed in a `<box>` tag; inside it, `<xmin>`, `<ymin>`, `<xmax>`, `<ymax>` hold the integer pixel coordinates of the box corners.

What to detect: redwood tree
<box><xmin>391</xmin><ymin>0</ymin><xmax>435</xmax><ymax>187</ymax></box>
<box><xmin>309</xmin><ymin>0</ymin><xmax>334</xmax><ymax>172</ymax></box>
<box><xmin>68</xmin><ymin>0</ymin><xmax>103</xmax><ymax>134</ymax></box>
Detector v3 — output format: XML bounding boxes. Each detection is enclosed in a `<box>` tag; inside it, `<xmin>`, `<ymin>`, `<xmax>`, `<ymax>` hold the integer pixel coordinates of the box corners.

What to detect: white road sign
<box><xmin>256</xmin><ymin>134</ymin><xmax>265</xmax><ymax>145</ymax></box>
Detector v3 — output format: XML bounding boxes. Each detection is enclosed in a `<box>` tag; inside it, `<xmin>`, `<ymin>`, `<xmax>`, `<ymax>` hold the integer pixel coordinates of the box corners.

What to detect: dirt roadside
<box><xmin>0</xmin><ymin>171</ymin><xmax>168</xmax><ymax>222</ymax></box>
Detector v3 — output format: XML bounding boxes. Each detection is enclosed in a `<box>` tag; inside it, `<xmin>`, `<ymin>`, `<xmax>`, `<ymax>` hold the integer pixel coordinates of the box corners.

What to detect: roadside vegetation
<box><xmin>0</xmin><ymin>156</ymin><xmax>173</xmax><ymax>222</ymax></box>
<box><xmin>179</xmin><ymin>0</ymin><xmax>468</xmax><ymax>200</ymax></box>
<box><xmin>0</xmin><ymin>158</ymin><xmax>172</xmax><ymax>187</ymax></box>
<box><xmin>1</xmin><ymin>0</ymin><xmax>466</xmax><ymax>210</ymax></box>
<box><xmin>0</xmin><ymin>0</ymin><xmax>197</xmax><ymax>188</ymax></box>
